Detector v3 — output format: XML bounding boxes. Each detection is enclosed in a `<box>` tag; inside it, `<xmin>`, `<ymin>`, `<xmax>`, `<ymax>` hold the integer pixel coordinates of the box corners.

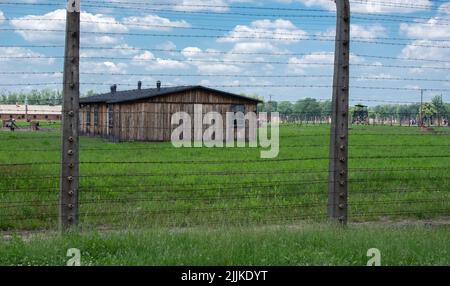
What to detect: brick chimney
<box><xmin>110</xmin><ymin>84</ymin><xmax>117</xmax><ymax>93</ymax></box>
<box><xmin>138</xmin><ymin>81</ymin><xmax>142</xmax><ymax>90</ymax></box>
<box><xmin>156</xmin><ymin>80</ymin><xmax>161</xmax><ymax>91</ymax></box>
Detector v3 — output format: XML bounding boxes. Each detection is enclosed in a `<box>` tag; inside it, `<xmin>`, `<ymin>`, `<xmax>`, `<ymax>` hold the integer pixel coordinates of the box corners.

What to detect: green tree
<box><xmin>420</xmin><ymin>102</ymin><xmax>437</xmax><ymax>126</ymax></box>
<box><xmin>397</xmin><ymin>104</ymin><xmax>413</xmax><ymax>123</ymax></box>
<box><xmin>431</xmin><ymin>95</ymin><xmax>447</xmax><ymax>117</ymax></box>
<box><xmin>277</xmin><ymin>101</ymin><xmax>294</xmax><ymax>115</ymax></box>
<box><xmin>0</xmin><ymin>89</ymin><xmax>62</xmax><ymax>105</ymax></box>
<box><xmin>294</xmin><ymin>98</ymin><xmax>321</xmax><ymax>118</ymax></box>
<box><xmin>265</xmin><ymin>101</ymin><xmax>278</xmax><ymax>112</ymax></box>
<box><xmin>319</xmin><ymin>100</ymin><xmax>332</xmax><ymax>117</ymax></box>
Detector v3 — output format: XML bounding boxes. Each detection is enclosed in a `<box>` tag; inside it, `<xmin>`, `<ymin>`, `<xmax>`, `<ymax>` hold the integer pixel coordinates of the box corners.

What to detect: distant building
<box><xmin>0</xmin><ymin>104</ymin><xmax>62</xmax><ymax>121</ymax></box>
<box><xmin>79</xmin><ymin>81</ymin><xmax>262</xmax><ymax>142</ymax></box>
<box><xmin>352</xmin><ymin>104</ymin><xmax>369</xmax><ymax>125</ymax></box>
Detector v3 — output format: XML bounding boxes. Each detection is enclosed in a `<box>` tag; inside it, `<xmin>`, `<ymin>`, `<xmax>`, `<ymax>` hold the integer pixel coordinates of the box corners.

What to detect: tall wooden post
<box><xmin>25</xmin><ymin>96</ymin><xmax>28</xmax><ymax>122</ymax></box>
<box><xmin>420</xmin><ymin>89</ymin><xmax>424</xmax><ymax>127</ymax></box>
<box><xmin>328</xmin><ymin>0</ymin><xmax>350</xmax><ymax>225</ymax></box>
<box><xmin>60</xmin><ymin>0</ymin><xmax>80</xmax><ymax>231</ymax></box>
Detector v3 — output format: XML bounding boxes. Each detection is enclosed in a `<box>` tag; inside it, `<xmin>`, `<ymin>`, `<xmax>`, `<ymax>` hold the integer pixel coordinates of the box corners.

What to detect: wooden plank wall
<box><xmin>81</xmin><ymin>89</ymin><xmax>258</xmax><ymax>142</ymax></box>
<box><xmin>79</xmin><ymin>104</ymin><xmax>107</xmax><ymax>137</ymax></box>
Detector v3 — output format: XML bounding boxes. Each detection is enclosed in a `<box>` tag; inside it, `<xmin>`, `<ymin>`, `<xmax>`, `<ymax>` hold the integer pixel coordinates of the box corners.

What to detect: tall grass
<box><xmin>0</xmin><ymin>125</ymin><xmax>449</xmax><ymax>230</ymax></box>
<box><xmin>0</xmin><ymin>224</ymin><xmax>448</xmax><ymax>266</ymax></box>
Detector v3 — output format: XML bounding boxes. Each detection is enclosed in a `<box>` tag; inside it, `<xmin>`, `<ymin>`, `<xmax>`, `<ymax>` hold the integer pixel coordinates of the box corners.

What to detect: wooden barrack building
<box><xmin>79</xmin><ymin>81</ymin><xmax>261</xmax><ymax>142</ymax></box>
<box><xmin>0</xmin><ymin>104</ymin><xmax>61</xmax><ymax>121</ymax></box>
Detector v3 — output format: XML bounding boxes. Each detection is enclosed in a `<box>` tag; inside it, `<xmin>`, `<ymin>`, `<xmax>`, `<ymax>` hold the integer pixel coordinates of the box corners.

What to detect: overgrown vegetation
<box><xmin>0</xmin><ymin>225</ymin><xmax>448</xmax><ymax>266</ymax></box>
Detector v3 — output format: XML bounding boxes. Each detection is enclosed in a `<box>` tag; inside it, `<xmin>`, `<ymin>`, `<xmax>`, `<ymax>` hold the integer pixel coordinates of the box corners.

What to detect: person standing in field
<box><xmin>9</xmin><ymin>119</ymin><xmax>17</xmax><ymax>132</ymax></box>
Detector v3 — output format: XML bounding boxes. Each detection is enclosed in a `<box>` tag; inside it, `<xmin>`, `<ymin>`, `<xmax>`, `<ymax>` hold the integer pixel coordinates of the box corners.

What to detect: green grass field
<box><xmin>0</xmin><ymin>120</ymin><xmax>61</xmax><ymax>129</ymax></box>
<box><xmin>0</xmin><ymin>224</ymin><xmax>449</xmax><ymax>266</ymax></box>
<box><xmin>0</xmin><ymin>124</ymin><xmax>449</xmax><ymax>231</ymax></box>
<box><xmin>0</xmin><ymin>124</ymin><xmax>449</xmax><ymax>266</ymax></box>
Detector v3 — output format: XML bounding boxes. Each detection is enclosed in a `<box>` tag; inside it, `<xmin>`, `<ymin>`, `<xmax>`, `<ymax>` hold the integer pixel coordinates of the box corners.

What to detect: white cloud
<box><xmin>400</xmin><ymin>18</ymin><xmax>450</xmax><ymax>40</ymax></box>
<box><xmin>224</xmin><ymin>42</ymin><xmax>283</xmax><ymax>63</ymax></box>
<box><xmin>355</xmin><ymin>73</ymin><xmax>393</xmax><ymax>81</ymax></box>
<box><xmin>10</xmin><ymin>10</ymin><xmax>64</xmax><ymax>42</ymax></box>
<box><xmin>157</xmin><ymin>41</ymin><xmax>177</xmax><ymax>51</ymax></box>
<box><xmin>353</xmin><ymin>0</ymin><xmax>433</xmax><ymax>13</ymax></box>
<box><xmin>218</xmin><ymin>19</ymin><xmax>307</xmax><ymax>44</ymax></box>
<box><xmin>81</xmin><ymin>44</ymin><xmax>140</xmax><ymax>58</ymax></box>
<box><xmin>401</xmin><ymin>41</ymin><xmax>450</xmax><ymax>74</ymax></box>
<box><xmin>288</xmin><ymin>52</ymin><xmax>334</xmax><ymax>74</ymax></box>
<box><xmin>156</xmin><ymin>41</ymin><xmax>178</xmax><ymax>56</ymax></box>
<box><xmin>287</xmin><ymin>0</ymin><xmax>433</xmax><ymax>14</ymax></box>
<box><xmin>288</xmin><ymin>0</ymin><xmax>335</xmax><ymax>11</ymax></box>
<box><xmin>122</xmin><ymin>15</ymin><xmax>190</xmax><ymax>30</ymax></box>
<box><xmin>181</xmin><ymin>46</ymin><xmax>241</xmax><ymax>74</ymax></box>
<box><xmin>174</xmin><ymin>0</ymin><xmax>229</xmax><ymax>12</ymax></box>
<box><xmin>438</xmin><ymin>2</ymin><xmax>450</xmax><ymax>15</ymax></box>
<box><xmin>399</xmin><ymin>8</ymin><xmax>450</xmax><ymax>73</ymax></box>
<box><xmin>288</xmin><ymin>52</ymin><xmax>366</xmax><ymax>74</ymax></box>
<box><xmin>151</xmin><ymin>58</ymin><xmax>188</xmax><ymax>70</ymax></box>
<box><xmin>133</xmin><ymin>51</ymin><xmax>156</xmax><ymax>62</ymax></box>
<box><xmin>351</xmin><ymin>24</ymin><xmax>387</xmax><ymax>39</ymax></box>
<box><xmin>400</xmin><ymin>39</ymin><xmax>450</xmax><ymax>73</ymax></box>
<box><xmin>132</xmin><ymin>51</ymin><xmax>188</xmax><ymax>70</ymax></box>
<box><xmin>10</xmin><ymin>9</ymin><xmax>128</xmax><ymax>44</ymax></box>
<box><xmin>230</xmin><ymin>42</ymin><xmax>280</xmax><ymax>54</ymax></box>
<box><xmin>318</xmin><ymin>24</ymin><xmax>387</xmax><ymax>40</ymax></box>
<box><xmin>407</xmin><ymin>67</ymin><xmax>425</xmax><ymax>75</ymax></box>
<box><xmin>181</xmin><ymin>47</ymin><xmax>203</xmax><ymax>57</ymax></box>
<box><xmin>0</xmin><ymin>47</ymin><xmax>54</xmax><ymax>65</ymax></box>
<box><xmin>82</xmin><ymin>12</ymin><xmax>128</xmax><ymax>33</ymax></box>
<box><xmin>404</xmin><ymin>84</ymin><xmax>421</xmax><ymax>90</ymax></box>
<box><xmin>0</xmin><ymin>10</ymin><xmax>5</xmax><ymax>25</ymax></box>
<box><xmin>91</xmin><ymin>36</ymin><xmax>120</xmax><ymax>45</ymax></box>
<box><xmin>196</xmin><ymin>63</ymin><xmax>241</xmax><ymax>73</ymax></box>
<box><xmin>82</xmin><ymin>61</ymin><xmax>128</xmax><ymax>74</ymax></box>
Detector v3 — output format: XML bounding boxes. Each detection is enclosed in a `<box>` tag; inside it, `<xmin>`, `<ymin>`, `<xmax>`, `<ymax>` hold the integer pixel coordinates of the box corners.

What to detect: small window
<box><xmin>230</xmin><ymin>105</ymin><xmax>245</xmax><ymax>113</ymax></box>
<box><xmin>94</xmin><ymin>106</ymin><xmax>99</xmax><ymax>126</ymax></box>
<box><xmin>107</xmin><ymin>104</ymin><xmax>113</xmax><ymax>129</ymax></box>
<box><xmin>45</xmin><ymin>115</ymin><xmax>48</xmax><ymax>119</ymax></box>
<box><xmin>33</xmin><ymin>115</ymin><xmax>36</xmax><ymax>119</ymax></box>
<box><xmin>86</xmin><ymin>110</ymin><xmax>91</xmax><ymax>127</ymax></box>
<box><xmin>230</xmin><ymin>105</ymin><xmax>245</xmax><ymax>127</ymax></box>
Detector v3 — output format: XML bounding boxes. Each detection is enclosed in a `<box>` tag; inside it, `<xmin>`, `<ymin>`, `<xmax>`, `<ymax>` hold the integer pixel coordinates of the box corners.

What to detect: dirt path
<box><xmin>1</xmin><ymin>217</ymin><xmax>449</xmax><ymax>242</ymax></box>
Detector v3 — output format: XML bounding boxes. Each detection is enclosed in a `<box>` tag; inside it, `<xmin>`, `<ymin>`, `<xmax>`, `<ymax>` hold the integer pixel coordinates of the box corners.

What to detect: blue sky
<box><xmin>0</xmin><ymin>0</ymin><xmax>449</xmax><ymax>106</ymax></box>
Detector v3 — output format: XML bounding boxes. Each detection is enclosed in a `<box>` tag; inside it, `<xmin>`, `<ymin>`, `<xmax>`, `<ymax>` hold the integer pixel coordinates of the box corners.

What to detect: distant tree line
<box><xmin>0</xmin><ymin>89</ymin><xmax>62</xmax><ymax>105</ymax></box>
<box><xmin>0</xmin><ymin>89</ymin><xmax>96</xmax><ymax>105</ymax></box>
<box><xmin>243</xmin><ymin>94</ymin><xmax>332</xmax><ymax>116</ymax></box>
<box><xmin>366</xmin><ymin>96</ymin><xmax>449</xmax><ymax>125</ymax></box>
<box><xmin>2</xmin><ymin>90</ymin><xmax>449</xmax><ymax>124</ymax></box>
<box><xmin>367</xmin><ymin>96</ymin><xmax>448</xmax><ymax>118</ymax></box>
<box><xmin>261</xmin><ymin>99</ymin><xmax>332</xmax><ymax>117</ymax></box>
<box><xmin>245</xmin><ymin>94</ymin><xmax>449</xmax><ymax>121</ymax></box>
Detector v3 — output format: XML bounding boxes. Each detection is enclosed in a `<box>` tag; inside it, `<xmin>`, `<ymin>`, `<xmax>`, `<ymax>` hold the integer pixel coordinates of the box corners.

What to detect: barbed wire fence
<box><xmin>0</xmin><ymin>0</ymin><xmax>449</xmax><ymax>232</ymax></box>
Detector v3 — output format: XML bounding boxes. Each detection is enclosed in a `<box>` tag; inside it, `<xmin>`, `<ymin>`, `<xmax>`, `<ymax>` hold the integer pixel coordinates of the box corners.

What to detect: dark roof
<box><xmin>80</xmin><ymin>85</ymin><xmax>262</xmax><ymax>104</ymax></box>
